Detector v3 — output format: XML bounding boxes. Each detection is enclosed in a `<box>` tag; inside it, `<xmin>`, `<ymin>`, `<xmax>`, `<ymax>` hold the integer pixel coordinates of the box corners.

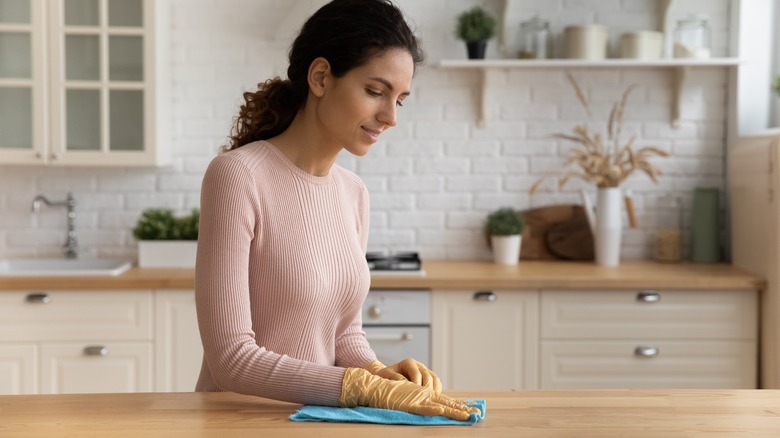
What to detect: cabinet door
<box><xmin>40</xmin><ymin>342</ymin><xmax>152</xmax><ymax>394</ymax></box>
<box><xmin>45</xmin><ymin>0</ymin><xmax>169</xmax><ymax>166</ymax></box>
<box><xmin>0</xmin><ymin>0</ymin><xmax>46</xmax><ymax>164</ymax></box>
<box><xmin>0</xmin><ymin>344</ymin><xmax>37</xmax><ymax>394</ymax></box>
<box><xmin>432</xmin><ymin>290</ymin><xmax>539</xmax><ymax>390</ymax></box>
<box><xmin>154</xmin><ymin>290</ymin><xmax>202</xmax><ymax>392</ymax></box>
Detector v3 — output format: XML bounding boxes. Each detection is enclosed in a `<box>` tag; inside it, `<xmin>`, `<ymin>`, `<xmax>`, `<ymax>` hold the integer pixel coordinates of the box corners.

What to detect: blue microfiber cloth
<box><xmin>289</xmin><ymin>399</ymin><xmax>485</xmax><ymax>426</ymax></box>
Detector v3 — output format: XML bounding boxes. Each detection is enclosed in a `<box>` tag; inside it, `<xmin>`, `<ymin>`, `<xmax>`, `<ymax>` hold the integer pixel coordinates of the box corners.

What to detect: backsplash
<box><xmin>0</xmin><ymin>0</ymin><xmax>731</xmax><ymax>262</ymax></box>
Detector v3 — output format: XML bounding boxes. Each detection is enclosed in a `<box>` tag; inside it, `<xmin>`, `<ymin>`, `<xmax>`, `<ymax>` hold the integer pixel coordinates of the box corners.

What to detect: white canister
<box><xmin>619</xmin><ymin>31</ymin><xmax>663</xmax><ymax>60</ymax></box>
<box><xmin>564</xmin><ymin>25</ymin><xmax>608</xmax><ymax>60</ymax></box>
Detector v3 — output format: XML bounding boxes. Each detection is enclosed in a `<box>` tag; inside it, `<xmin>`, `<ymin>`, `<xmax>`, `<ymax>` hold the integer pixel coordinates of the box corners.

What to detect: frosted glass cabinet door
<box><xmin>47</xmin><ymin>0</ymin><xmax>168</xmax><ymax>165</ymax></box>
<box><xmin>0</xmin><ymin>0</ymin><xmax>44</xmax><ymax>160</ymax></box>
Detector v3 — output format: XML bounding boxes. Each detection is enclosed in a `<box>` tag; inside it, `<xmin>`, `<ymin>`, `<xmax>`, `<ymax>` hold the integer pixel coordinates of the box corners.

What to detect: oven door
<box><xmin>364</xmin><ymin>326</ymin><xmax>430</xmax><ymax>366</ymax></box>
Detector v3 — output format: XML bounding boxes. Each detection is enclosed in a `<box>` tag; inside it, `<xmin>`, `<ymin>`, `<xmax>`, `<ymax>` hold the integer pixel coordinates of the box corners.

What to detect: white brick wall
<box><xmin>0</xmin><ymin>0</ymin><xmax>732</xmax><ymax>262</ymax></box>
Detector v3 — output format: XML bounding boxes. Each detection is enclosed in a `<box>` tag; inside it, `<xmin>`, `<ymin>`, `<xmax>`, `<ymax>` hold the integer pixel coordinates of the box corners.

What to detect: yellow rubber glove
<box><xmin>363</xmin><ymin>359</ymin><xmax>443</xmax><ymax>393</ymax></box>
<box><xmin>340</xmin><ymin>367</ymin><xmax>479</xmax><ymax>421</ymax></box>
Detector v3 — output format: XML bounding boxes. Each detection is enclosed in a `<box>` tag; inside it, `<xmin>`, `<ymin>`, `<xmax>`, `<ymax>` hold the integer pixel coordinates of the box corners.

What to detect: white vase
<box><xmin>594</xmin><ymin>187</ymin><xmax>623</xmax><ymax>266</ymax></box>
<box><xmin>491</xmin><ymin>235</ymin><xmax>522</xmax><ymax>265</ymax></box>
<box><xmin>137</xmin><ymin>240</ymin><xmax>198</xmax><ymax>268</ymax></box>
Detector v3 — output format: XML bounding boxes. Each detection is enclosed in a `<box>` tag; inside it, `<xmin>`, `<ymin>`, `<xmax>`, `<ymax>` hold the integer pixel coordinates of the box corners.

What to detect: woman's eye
<box><xmin>396</xmin><ymin>100</ymin><xmax>405</xmax><ymax>107</ymax></box>
<box><xmin>366</xmin><ymin>89</ymin><xmax>381</xmax><ymax>97</ymax></box>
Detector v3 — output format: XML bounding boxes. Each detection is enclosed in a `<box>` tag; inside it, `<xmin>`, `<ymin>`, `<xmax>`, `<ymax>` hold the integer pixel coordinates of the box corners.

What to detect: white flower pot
<box><xmin>594</xmin><ymin>187</ymin><xmax>623</xmax><ymax>267</ymax></box>
<box><xmin>491</xmin><ymin>235</ymin><xmax>522</xmax><ymax>265</ymax></box>
<box><xmin>137</xmin><ymin>241</ymin><xmax>197</xmax><ymax>268</ymax></box>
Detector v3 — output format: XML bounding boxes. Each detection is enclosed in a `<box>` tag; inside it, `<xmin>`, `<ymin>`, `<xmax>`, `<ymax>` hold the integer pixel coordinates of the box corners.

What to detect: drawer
<box><xmin>541</xmin><ymin>290</ymin><xmax>758</xmax><ymax>340</ymax></box>
<box><xmin>540</xmin><ymin>340</ymin><xmax>757</xmax><ymax>389</ymax></box>
<box><xmin>0</xmin><ymin>291</ymin><xmax>153</xmax><ymax>342</ymax></box>
<box><xmin>364</xmin><ymin>290</ymin><xmax>430</xmax><ymax>325</ymax></box>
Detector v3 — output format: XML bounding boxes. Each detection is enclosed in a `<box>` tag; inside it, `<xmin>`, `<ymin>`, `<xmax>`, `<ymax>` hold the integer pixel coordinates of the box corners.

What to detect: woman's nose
<box><xmin>378</xmin><ymin>102</ymin><xmax>397</xmax><ymax>127</ymax></box>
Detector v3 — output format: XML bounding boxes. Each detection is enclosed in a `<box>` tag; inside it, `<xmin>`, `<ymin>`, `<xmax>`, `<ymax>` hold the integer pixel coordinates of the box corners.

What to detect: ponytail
<box><xmin>222</xmin><ymin>78</ymin><xmax>307</xmax><ymax>152</ymax></box>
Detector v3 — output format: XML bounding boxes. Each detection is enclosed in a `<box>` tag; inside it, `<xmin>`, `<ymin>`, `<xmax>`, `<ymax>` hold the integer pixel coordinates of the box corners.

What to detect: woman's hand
<box><xmin>363</xmin><ymin>359</ymin><xmax>442</xmax><ymax>393</ymax></box>
<box><xmin>341</xmin><ymin>368</ymin><xmax>477</xmax><ymax>421</ymax></box>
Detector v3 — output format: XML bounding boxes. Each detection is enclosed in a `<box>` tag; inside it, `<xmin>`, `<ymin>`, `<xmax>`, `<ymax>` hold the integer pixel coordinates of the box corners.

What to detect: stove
<box><xmin>366</xmin><ymin>251</ymin><xmax>425</xmax><ymax>276</ymax></box>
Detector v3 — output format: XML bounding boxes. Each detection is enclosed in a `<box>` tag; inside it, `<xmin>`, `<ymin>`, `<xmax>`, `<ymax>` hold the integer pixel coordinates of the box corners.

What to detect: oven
<box><xmin>362</xmin><ymin>289</ymin><xmax>431</xmax><ymax>366</ymax></box>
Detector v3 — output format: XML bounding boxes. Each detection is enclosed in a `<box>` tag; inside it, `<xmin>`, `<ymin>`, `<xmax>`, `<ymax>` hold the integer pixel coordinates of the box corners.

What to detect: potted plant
<box><xmin>133</xmin><ymin>208</ymin><xmax>199</xmax><ymax>268</ymax></box>
<box><xmin>456</xmin><ymin>6</ymin><xmax>497</xmax><ymax>59</ymax></box>
<box><xmin>485</xmin><ymin>207</ymin><xmax>524</xmax><ymax>265</ymax></box>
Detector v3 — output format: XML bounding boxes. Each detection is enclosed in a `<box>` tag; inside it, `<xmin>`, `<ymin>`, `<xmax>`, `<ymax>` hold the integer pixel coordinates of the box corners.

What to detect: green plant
<box><xmin>456</xmin><ymin>6</ymin><xmax>497</xmax><ymax>42</ymax></box>
<box><xmin>133</xmin><ymin>208</ymin><xmax>200</xmax><ymax>240</ymax></box>
<box><xmin>485</xmin><ymin>207</ymin><xmax>524</xmax><ymax>236</ymax></box>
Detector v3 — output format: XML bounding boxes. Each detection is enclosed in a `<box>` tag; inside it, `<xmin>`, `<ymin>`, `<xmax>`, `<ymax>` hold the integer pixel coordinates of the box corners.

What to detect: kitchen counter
<box><xmin>0</xmin><ymin>260</ymin><xmax>764</xmax><ymax>291</ymax></box>
<box><xmin>3</xmin><ymin>390</ymin><xmax>780</xmax><ymax>437</ymax></box>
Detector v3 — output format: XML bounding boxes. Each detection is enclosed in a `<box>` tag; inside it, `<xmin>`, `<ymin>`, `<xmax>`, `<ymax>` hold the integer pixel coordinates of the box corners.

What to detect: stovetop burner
<box><xmin>366</xmin><ymin>251</ymin><xmax>421</xmax><ymax>271</ymax></box>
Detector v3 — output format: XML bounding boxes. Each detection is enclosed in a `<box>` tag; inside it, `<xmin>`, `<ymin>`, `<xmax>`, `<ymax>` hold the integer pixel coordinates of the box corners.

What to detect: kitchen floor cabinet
<box><xmin>0</xmin><ymin>290</ymin><xmax>153</xmax><ymax>395</ymax></box>
<box><xmin>431</xmin><ymin>288</ymin><xmax>758</xmax><ymax>391</ymax></box>
<box><xmin>0</xmin><ymin>0</ymin><xmax>170</xmax><ymax>166</ymax></box>
<box><xmin>431</xmin><ymin>289</ymin><xmax>539</xmax><ymax>390</ymax></box>
<box><xmin>154</xmin><ymin>290</ymin><xmax>202</xmax><ymax>392</ymax></box>
<box><xmin>539</xmin><ymin>289</ymin><xmax>758</xmax><ymax>389</ymax></box>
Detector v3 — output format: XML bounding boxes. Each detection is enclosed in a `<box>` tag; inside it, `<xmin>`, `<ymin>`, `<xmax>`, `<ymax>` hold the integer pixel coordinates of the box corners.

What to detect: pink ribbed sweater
<box><xmin>194</xmin><ymin>140</ymin><xmax>376</xmax><ymax>406</ymax></box>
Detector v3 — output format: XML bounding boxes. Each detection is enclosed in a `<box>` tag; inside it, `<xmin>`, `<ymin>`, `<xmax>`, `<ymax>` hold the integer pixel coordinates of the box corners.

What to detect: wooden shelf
<box><xmin>436</xmin><ymin>58</ymin><xmax>742</xmax><ymax>128</ymax></box>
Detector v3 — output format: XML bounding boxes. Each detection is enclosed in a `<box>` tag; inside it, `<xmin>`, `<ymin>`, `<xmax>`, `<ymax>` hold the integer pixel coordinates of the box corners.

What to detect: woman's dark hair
<box><xmin>224</xmin><ymin>0</ymin><xmax>425</xmax><ymax>151</ymax></box>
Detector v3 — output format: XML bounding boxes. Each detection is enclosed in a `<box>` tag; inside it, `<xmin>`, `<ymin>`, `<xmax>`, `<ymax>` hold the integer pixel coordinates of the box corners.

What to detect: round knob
<box><xmin>368</xmin><ymin>305</ymin><xmax>382</xmax><ymax>319</ymax></box>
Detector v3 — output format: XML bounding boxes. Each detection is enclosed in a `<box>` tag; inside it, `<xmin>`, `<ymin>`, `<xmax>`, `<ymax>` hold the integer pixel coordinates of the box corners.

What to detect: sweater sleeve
<box><xmin>334</xmin><ymin>180</ymin><xmax>377</xmax><ymax>368</ymax></box>
<box><xmin>195</xmin><ymin>154</ymin><xmax>346</xmax><ymax>406</ymax></box>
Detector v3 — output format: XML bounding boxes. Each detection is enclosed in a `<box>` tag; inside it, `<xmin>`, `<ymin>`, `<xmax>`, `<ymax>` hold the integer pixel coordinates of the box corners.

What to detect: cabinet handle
<box><xmin>83</xmin><ymin>346</ymin><xmax>109</xmax><ymax>356</ymax></box>
<box><xmin>365</xmin><ymin>333</ymin><xmax>414</xmax><ymax>342</ymax></box>
<box><xmin>634</xmin><ymin>345</ymin><xmax>659</xmax><ymax>357</ymax></box>
<box><xmin>473</xmin><ymin>291</ymin><xmax>497</xmax><ymax>302</ymax></box>
<box><xmin>367</xmin><ymin>305</ymin><xmax>382</xmax><ymax>319</ymax></box>
<box><xmin>637</xmin><ymin>290</ymin><xmax>660</xmax><ymax>303</ymax></box>
<box><xmin>26</xmin><ymin>293</ymin><xmax>51</xmax><ymax>304</ymax></box>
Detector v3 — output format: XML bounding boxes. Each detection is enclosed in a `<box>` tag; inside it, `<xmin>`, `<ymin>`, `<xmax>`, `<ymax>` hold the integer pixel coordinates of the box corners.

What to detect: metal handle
<box><xmin>473</xmin><ymin>291</ymin><xmax>497</xmax><ymax>302</ymax></box>
<box><xmin>634</xmin><ymin>345</ymin><xmax>659</xmax><ymax>357</ymax></box>
<box><xmin>365</xmin><ymin>333</ymin><xmax>414</xmax><ymax>342</ymax></box>
<box><xmin>83</xmin><ymin>346</ymin><xmax>109</xmax><ymax>356</ymax></box>
<box><xmin>637</xmin><ymin>290</ymin><xmax>661</xmax><ymax>303</ymax></box>
<box><xmin>26</xmin><ymin>293</ymin><xmax>51</xmax><ymax>304</ymax></box>
<box><xmin>367</xmin><ymin>305</ymin><xmax>382</xmax><ymax>319</ymax></box>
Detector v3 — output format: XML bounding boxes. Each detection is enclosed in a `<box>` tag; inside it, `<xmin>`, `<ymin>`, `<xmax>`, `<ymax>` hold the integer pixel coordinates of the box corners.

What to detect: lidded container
<box><xmin>563</xmin><ymin>24</ymin><xmax>608</xmax><ymax>60</ymax></box>
<box><xmin>654</xmin><ymin>195</ymin><xmax>683</xmax><ymax>263</ymax></box>
<box><xmin>619</xmin><ymin>31</ymin><xmax>663</xmax><ymax>60</ymax></box>
<box><xmin>673</xmin><ymin>15</ymin><xmax>711</xmax><ymax>59</ymax></box>
<box><xmin>517</xmin><ymin>15</ymin><xmax>550</xmax><ymax>59</ymax></box>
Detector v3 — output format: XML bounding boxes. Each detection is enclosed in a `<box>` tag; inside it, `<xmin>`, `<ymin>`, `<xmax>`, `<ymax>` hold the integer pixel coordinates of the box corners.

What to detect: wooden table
<box><xmin>2</xmin><ymin>390</ymin><xmax>780</xmax><ymax>437</ymax></box>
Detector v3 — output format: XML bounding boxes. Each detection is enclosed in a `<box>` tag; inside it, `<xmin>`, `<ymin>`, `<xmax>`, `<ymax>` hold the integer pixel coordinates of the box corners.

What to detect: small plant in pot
<box><xmin>456</xmin><ymin>6</ymin><xmax>497</xmax><ymax>59</ymax></box>
<box><xmin>133</xmin><ymin>208</ymin><xmax>200</xmax><ymax>268</ymax></box>
<box><xmin>485</xmin><ymin>207</ymin><xmax>524</xmax><ymax>265</ymax></box>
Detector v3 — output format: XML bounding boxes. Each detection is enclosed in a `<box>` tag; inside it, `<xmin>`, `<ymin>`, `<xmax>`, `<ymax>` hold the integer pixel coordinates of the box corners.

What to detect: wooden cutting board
<box><xmin>520</xmin><ymin>204</ymin><xmax>594</xmax><ymax>261</ymax></box>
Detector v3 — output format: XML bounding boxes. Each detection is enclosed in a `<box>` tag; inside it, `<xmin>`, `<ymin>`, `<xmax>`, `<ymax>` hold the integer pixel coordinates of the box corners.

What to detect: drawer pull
<box><xmin>83</xmin><ymin>346</ymin><xmax>109</xmax><ymax>357</ymax></box>
<box><xmin>365</xmin><ymin>333</ymin><xmax>414</xmax><ymax>342</ymax></box>
<box><xmin>26</xmin><ymin>293</ymin><xmax>51</xmax><ymax>304</ymax></box>
<box><xmin>367</xmin><ymin>305</ymin><xmax>382</xmax><ymax>319</ymax></box>
<box><xmin>473</xmin><ymin>291</ymin><xmax>497</xmax><ymax>302</ymax></box>
<box><xmin>637</xmin><ymin>291</ymin><xmax>661</xmax><ymax>303</ymax></box>
<box><xmin>634</xmin><ymin>345</ymin><xmax>659</xmax><ymax>357</ymax></box>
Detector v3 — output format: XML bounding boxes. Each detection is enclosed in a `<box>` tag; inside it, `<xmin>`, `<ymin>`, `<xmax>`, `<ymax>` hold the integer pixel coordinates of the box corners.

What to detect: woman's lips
<box><xmin>362</xmin><ymin>127</ymin><xmax>381</xmax><ymax>143</ymax></box>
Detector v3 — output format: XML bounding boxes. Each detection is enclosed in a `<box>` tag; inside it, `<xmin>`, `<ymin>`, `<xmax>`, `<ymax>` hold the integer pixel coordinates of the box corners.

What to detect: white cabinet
<box><xmin>0</xmin><ymin>290</ymin><xmax>153</xmax><ymax>395</ymax></box>
<box><xmin>0</xmin><ymin>345</ymin><xmax>37</xmax><ymax>394</ymax></box>
<box><xmin>431</xmin><ymin>289</ymin><xmax>539</xmax><ymax>390</ymax></box>
<box><xmin>0</xmin><ymin>0</ymin><xmax>170</xmax><ymax>166</ymax></box>
<box><xmin>539</xmin><ymin>290</ymin><xmax>758</xmax><ymax>389</ymax></box>
<box><xmin>154</xmin><ymin>289</ymin><xmax>202</xmax><ymax>392</ymax></box>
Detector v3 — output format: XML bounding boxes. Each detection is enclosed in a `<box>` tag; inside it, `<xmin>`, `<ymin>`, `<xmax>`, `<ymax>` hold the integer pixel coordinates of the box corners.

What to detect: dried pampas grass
<box><xmin>530</xmin><ymin>73</ymin><xmax>669</xmax><ymax>194</ymax></box>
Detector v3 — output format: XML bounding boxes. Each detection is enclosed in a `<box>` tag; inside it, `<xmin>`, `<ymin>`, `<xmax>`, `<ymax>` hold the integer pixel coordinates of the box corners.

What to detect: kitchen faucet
<box><xmin>31</xmin><ymin>192</ymin><xmax>78</xmax><ymax>259</ymax></box>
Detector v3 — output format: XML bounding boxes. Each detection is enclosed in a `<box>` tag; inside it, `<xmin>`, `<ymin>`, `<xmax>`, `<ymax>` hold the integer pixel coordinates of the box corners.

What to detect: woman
<box><xmin>195</xmin><ymin>0</ymin><xmax>478</xmax><ymax>421</ymax></box>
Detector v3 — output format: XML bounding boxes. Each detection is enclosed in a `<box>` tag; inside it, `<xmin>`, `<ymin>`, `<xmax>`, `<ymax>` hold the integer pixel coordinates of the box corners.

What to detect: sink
<box><xmin>0</xmin><ymin>258</ymin><xmax>133</xmax><ymax>277</ymax></box>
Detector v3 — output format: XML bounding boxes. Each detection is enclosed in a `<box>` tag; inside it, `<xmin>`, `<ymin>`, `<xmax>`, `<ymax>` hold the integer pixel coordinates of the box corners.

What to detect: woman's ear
<box><xmin>307</xmin><ymin>57</ymin><xmax>330</xmax><ymax>98</ymax></box>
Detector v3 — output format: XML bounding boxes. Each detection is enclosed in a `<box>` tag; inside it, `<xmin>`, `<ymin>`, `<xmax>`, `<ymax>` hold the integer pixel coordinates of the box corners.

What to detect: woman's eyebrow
<box><xmin>369</xmin><ymin>77</ymin><xmax>411</xmax><ymax>96</ymax></box>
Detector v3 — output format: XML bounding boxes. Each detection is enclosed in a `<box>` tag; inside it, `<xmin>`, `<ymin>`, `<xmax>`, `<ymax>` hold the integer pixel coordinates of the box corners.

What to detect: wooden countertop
<box><xmin>3</xmin><ymin>390</ymin><xmax>780</xmax><ymax>437</ymax></box>
<box><xmin>0</xmin><ymin>260</ymin><xmax>764</xmax><ymax>291</ymax></box>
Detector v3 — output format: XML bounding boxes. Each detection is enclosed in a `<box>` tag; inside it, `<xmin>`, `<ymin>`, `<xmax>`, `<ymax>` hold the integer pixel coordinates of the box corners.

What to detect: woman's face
<box><xmin>315</xmin><ymin>49</ymin><xmax>415</xmax><ymax>156</ymax></box>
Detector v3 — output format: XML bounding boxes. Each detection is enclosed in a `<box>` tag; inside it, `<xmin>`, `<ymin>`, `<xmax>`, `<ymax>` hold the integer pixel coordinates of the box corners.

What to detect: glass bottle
<box><xmin>654</xmin><ymin>195</ymin><xmax>683</xmax><ymax>263</ymax></box>
<box><xmin>518</xmin><ymin>16</ymin><xmax>550</xmax><ymax>59</ymax></box>
<box><xmin>673</xmin><ymin>15</ymin><xmax>711</xmax><ymax>59</ymax></box>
